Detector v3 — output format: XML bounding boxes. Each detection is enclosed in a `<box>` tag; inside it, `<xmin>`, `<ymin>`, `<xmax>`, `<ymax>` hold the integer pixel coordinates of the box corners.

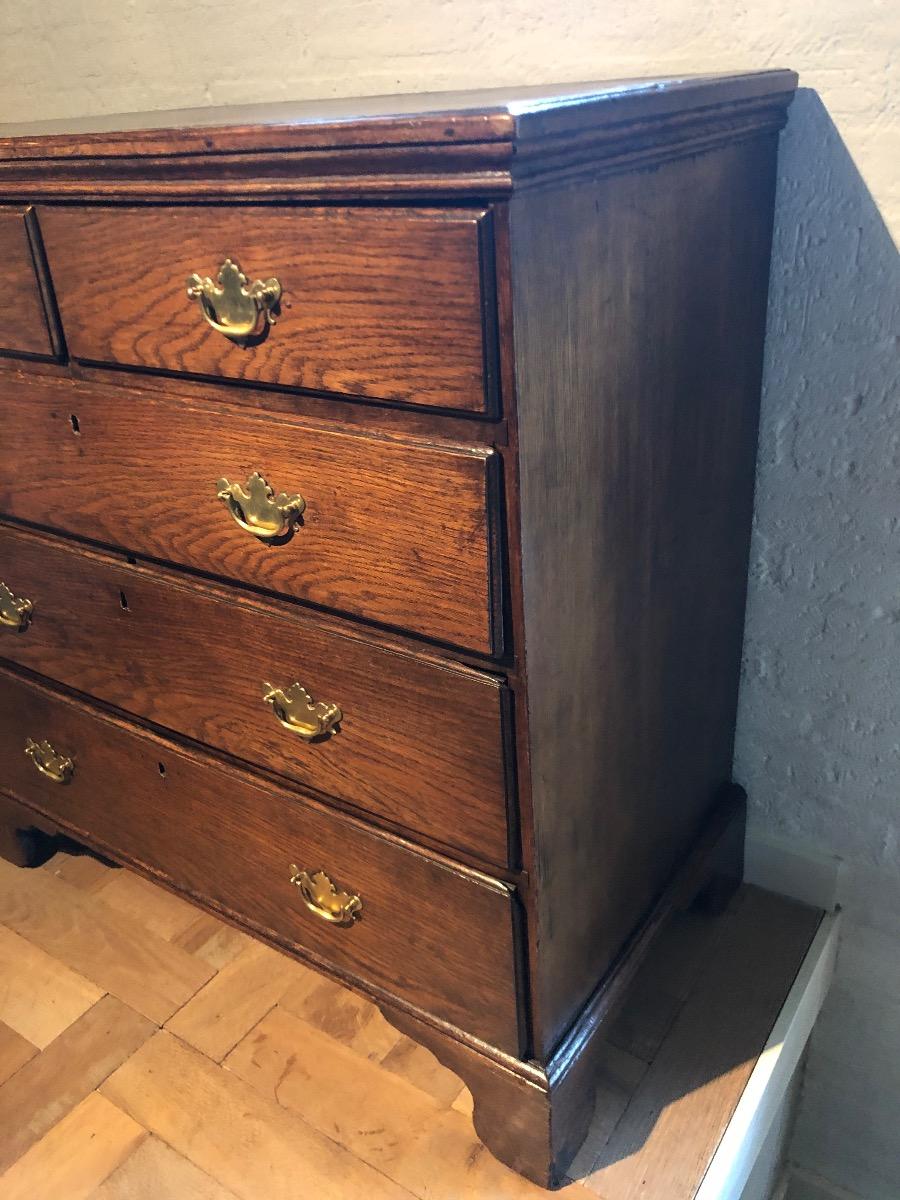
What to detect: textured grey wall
<box><xmin>1</xmin><ymin>5</ymin><xmax>897</xmax><ymax>1197</ymax></box>
<box><xmin>1</xmin><ymin>0</ymin><xmax>895</xmax><ymax>224</ymax></box>
<box><xmin>736</xmin><ymin>91</ymin><xmax>900</xmax><ymax>1200</ymax></box>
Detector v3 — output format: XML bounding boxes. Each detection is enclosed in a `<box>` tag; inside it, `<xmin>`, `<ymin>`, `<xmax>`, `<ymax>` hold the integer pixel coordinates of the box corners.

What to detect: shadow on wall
<box><xmin>739</xmin><ymin>87</ymin><xmax>900</xmax><ymax>865</ymax></box>
<box><xmin>736</xmin><ymin>89</ymin><xmax>900</xmax><ymax>1200</ymax></box>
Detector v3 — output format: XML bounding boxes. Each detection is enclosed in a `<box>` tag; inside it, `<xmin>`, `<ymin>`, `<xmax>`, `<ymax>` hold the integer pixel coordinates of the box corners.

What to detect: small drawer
<box><xmin>0</xmin><ymin>524</ymin><xmax>513</xmax><ymax>865</ymax></box>
<box><xmin>0</xmin><ymin>381</ymin><xmax>503</xmax><ymax>654</ymax></box>
<box><xmin>38</xmin><ymin>204</ymin><xmax>497</xmax><ymax>414</ymax></box>
<box><xmin>0</xmin><ymin>668</ymin><xmax>523</xmax><ymax>1053</ymax></box>
<box><xmin>0</xmin><ymin>207</ymin><xmax>61</xmax><ymax>360</ymax></box>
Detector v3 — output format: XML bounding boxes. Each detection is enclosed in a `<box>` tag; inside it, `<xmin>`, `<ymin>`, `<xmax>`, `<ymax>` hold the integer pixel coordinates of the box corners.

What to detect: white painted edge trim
<box><xmin>694</xmin><ymin>910</ymin><xmax>840</xmax><ymax>1200</ymax></box>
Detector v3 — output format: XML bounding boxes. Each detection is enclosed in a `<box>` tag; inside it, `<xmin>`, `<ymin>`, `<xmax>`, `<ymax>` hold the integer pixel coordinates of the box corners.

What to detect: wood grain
<box><xmin>93</xmin><ymin>870</ymin><xmax>205</xmax><ymax>941</ymax></box>
<box><xmin>508</xmin><ymin>135</ymin><xmax>780</xmax><ymax>1054</ymax></box>
<box><xmin>0</xmin><ymin>1021</ymin><xmax>37</xmax><ymax>1087</ymax></box>
<box><xmin>0</xmin><ymin>853</ymin><xmax>214</xmax><ymax>1024</ymax></box>
<box><xmin>222</xmin><ymin>1002</ymin><xmax>585</xmax><ymax>1200</ymax></box>
<box><xmin>222</xmin><ymin>1002</ymin><xmax>443</xmax><ymax>1163</ymax></box>
<box><xmin>93</xmin><ymin>1137</ymin><xmax>242</xmax><ymax>1200</ymax></box>
<box><xmin>605</xmin><ymin>907</ymin><xmax>735</xmax><ymax>1063</ymax></box>
<box><xmin>380</xmin><ymin>1033</ymin><xmax>468</xmax><ymax>1106</ymax></box>
<box><xmin>0</xmin><ymin>75</ymin><xmax>796</xmax><ymax>157</ymax></box>
<box><xmin>0</xmin><ymin>668</ymin><xmax>523</xmax><ymax>1052</ymax></box>
<box><xmin>584</xmin><ymin>888</ymin><xmax>820</xmax><ymax>1198</ymax></box>
<box><xmin>43</xmin><ymin>849</ymin><xmax>113</xmax><ymax>893</ymax></box>
<box><xmin>0</xmin><ymin>523</ymin><xmax>511</xmax><ymax>864</ymax></box>
<box><xmin>0</xmin><ymin>995</ymin><xmax>154</xmax><ymax>1175</ymax></box>
<box><xmin>0</xmin><ymin>76</ymin><xmax>800</xmax><ymax>1191</ymax></box>
<box><xmin>278</xmin><ymin>972</ymin><xmax>403</xmax><ymax>1061</ymax></box>
<box><xmin>0</xmin><ymin>838</ymin><xmax>824</xmax><ymax>1200</ymax></box>
<box><xmin>39</xmin><ymin>204</ymin><xmax>493</xmax><ymax>413</ymax></box>
<box><xmin>0</xmin><ymin>1090</ymin><xmax>146</xmax><ymax>1200</ymax></box>
<box><xmin>565</xmin><ymin>1044</ymin><xmax>647</xmax><ymax>1180</ymax></box>
<box><xmin>172</xmin><ymin>913</ymin><xmax>252</xmax><ymax>970</ymax></box>
<box><xmin>0</xmin><ymin>378</ymin><xmax>501</xmax><ymax>652</ymax></box>
<box><xmin>0</xmin><ymin>923</ymin><xmax>103</xmax><ymax>1048</ymax></box>
<box><xmin>0</xmin><ymin>76</ymin><xmax>795</xmax><ymax>206</ymax></box>
<box><xmin>374</xmin><ymin>789</ymin><xmax>747</xmax><ymax>1188</ymax></box>
<box><xmin>0</xmin><ymin>206</ymin><xmax>57</xmax><ymax>358</ymax></box>
<box><xmin>100</xmin><ymin>1030</ymin><xmax>417</xmax><ymax>1200</ymax></box>
<box><xmin>165</xmin><ymin>941</ymin><xmax>312</xmax><ymax>1062</ymax></box>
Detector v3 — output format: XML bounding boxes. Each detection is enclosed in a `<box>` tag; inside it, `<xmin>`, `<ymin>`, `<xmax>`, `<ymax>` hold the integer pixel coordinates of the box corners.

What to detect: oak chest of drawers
<box><xmin>0</xmin><ymin>72</ymin><xmax>796</xmax><ymax>1186</ymax></box>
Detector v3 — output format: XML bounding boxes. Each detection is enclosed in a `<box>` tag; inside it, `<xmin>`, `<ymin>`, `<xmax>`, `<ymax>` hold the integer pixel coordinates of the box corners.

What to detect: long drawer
<box><xmin>0</xmin><ymin>523</ymin><xmax>512</xmax><ymax>865</ymax></box>
<box><xmin>38</xmin><ymin>204</ymin><xmax>497</xmax><ymax>414</ymax></box>
<box><xmin>0</xmin><ymin>667</ymin><xmax>522</xmax><ymax>1052</ymax></box>
<box><xmin>0</xmin><ymin>380</ymin><xmax>503</xmax><ymax>654</ymax></box>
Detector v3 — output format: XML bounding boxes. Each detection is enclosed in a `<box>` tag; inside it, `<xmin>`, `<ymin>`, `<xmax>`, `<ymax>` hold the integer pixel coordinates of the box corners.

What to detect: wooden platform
<box><xmin>0</xmin><ymin>852</ymin><xmax>822</xmax><ymax>1200</ymax></box>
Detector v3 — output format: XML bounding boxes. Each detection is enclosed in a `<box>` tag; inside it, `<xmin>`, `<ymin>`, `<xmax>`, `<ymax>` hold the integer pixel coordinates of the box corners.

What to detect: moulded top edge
<box><xmin>0</xmin><ymin>71</ymin><xmax>798</xmax><ymax>162</ymax></box>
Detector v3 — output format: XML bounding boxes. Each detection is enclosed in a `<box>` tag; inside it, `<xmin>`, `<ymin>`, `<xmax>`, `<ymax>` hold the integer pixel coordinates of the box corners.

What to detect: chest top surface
<box><xmin>0</xmin><ymin>72</ymin><xmax>796</xmax><ymax>153</ymax></box>
<box><xmin>0</xmin><ymin>72</ymin><xmax>797</xmax><ymax>200</ymax></box>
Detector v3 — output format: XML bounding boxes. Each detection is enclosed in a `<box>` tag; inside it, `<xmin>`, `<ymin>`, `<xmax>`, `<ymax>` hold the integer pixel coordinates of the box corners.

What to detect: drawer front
<box><xmin>0</xmin><ymin>525</ymin><xmax>511</xmax><ymax>865</ymax></box>
<box><xmin>38</xmin><ymin>204</ymin><xmax>496</xmax><ymax>414</ymax></box>
<box><xmin>0</xmin><ymin>382</ymin><xmax>502</xmax><ymax>654</ymax></box>
<box><xmin>0</xmin><ymin>207</ymin><xmax>60</xmax><ymax>359</ymax></box>
<box><xmin>0</xmin><ymin>668</ymin><xmax>522</xmax><ymax>1052</ymax></box>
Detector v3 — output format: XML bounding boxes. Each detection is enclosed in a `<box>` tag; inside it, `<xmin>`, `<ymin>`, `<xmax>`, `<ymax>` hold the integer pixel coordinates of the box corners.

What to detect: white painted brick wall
<box><xmin>736</xmin><ymin>86</ymin><xmax>899</xmax><ymax>1200</ymax></box>
<box><xmin>1</xmin><ymin>5</ymin><xmax>896</xmax><ymax>1197</ymax></box>
<box><xmin>1</xmin><ymin>1</ymin><xmax>896</xmax><ymax>233</ymax></box>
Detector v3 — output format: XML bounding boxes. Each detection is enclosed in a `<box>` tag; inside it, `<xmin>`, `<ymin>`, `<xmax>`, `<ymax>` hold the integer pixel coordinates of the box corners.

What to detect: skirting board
<box><xmin>744</xmin><ymin>831</ymin><xmax>843</xmax><ymax>912</ymax></box>
<box><xmin>696</xmin><ymin>910</ymin><xmax>840</xmax><ymax>1200</ymax></box>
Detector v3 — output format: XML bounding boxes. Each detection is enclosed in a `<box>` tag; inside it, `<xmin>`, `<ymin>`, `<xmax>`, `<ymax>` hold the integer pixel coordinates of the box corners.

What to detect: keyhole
<box><xmin>70</xmin><ymin>413</ymin><xmax>80</xmax><ymax>434</ymax></box>
<box><xmin>158</xmin><ymin>762</ymin><xmax>167</xmax><ymax>778</ymax></box>
<box><xmin>119</xmin><ymin>590</ymin><xmax>129</xmax><ymax>611</ymax></box>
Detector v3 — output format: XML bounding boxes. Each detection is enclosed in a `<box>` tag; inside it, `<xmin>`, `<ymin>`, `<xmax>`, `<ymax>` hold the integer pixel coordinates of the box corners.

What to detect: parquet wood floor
<box><xmin>0</xmin><ymin>852</ymin><xmax>820</xmax><ymax>1200</ymax></box>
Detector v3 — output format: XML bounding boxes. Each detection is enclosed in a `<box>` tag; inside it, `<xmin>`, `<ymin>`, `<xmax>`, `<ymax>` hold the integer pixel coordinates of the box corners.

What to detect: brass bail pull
<box><xmin>0</xmin><ymin>582</ymin><xmax>33</xmax><ymax>632</ymax></box>
<box><xmin>24</xmin><ymin>737</ymin><xmax>74</xmax><ymax>784</ymax></box>
<box><xmin>187</xmin><ymin>258</ymin><xmax>282</xmax><ymax>341</ymax></box>
<box><xmin>263</xmin><ymin>681</ymin><xmax>342</xmax><ymax>742</ymax></box>
<box><xmin>216</xmin><ymin>472</ymin><xmax>306</xmax><ymax>541</ymax></box>
<box><xmin>290</xmin><ymin>866</ymin><xmax>362</xmax><ymax>926</ymax></box>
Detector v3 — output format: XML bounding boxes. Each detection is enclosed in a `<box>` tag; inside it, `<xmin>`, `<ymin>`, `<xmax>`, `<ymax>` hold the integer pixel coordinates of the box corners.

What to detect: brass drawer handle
<box><xmin>187</xmin><ymin>258</ymin><xmax>282</xmax><ymax>341</ymax></box>
<box><xmin>290</xmin><ymin>866</ymin><xmax>362</xmax><ymax>926</ymax></box>
<box><xmin>263</xmin><ymin>681</ymin><xmax>342</xmax><ymax>741</ymax></box>
<box><xmin>216</xmin><ymin>472</ymin><xmax>306</xmax><ymax>541</ymax></box>
<box><xmin>0</xmin><ymin>582</ymin><xmax>33</xmax><ymax>632</ymax></box>
<box><xmin>24</xmin><ymin>738</ymin><xmax>74</xmax><ymax>784</ymax></box>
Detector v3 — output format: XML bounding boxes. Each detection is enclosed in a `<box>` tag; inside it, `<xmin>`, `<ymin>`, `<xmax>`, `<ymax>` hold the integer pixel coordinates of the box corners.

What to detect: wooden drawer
<box><xmin>0</xmin><ymin>524</ymin><xmax>512</xmax><ymax>865</ymax></box>
<box><xmin>0</xmin><ymin>207</ymin><xmax>60</xmax><ymax>359</ymax></box>
<box><xmin>0</xmin><ymin>381</ymin><xmax>502</xmax><ymax>654</ymax></box>
<box><xmin>38</xmin><ymin>204</ymin><xmax>497</xmax><ymax>414</ymax></box>
<box><xmin>0</xmin><ymin>667</ymin><xmax>522</xmax><ymax>1051</ymax></box>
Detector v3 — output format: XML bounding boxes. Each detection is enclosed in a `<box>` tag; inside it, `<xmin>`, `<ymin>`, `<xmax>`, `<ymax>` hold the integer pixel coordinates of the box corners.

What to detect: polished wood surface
<box><xmin>0</xmin><ymin>206</ymin><xmax>58</xmax><ymax>358</ymax></box>
<box><xmin>39</xmin><ymin>205</ymin><xmax>495</xmax><ymax>413</ymax></box>
<box><xmin>378</xmin><ymin>790</ymin><xmax>749</xmax><ymax>1186</ymax></box>
<box><xmin>0</xmin><ymin>849</ymin><xmax>821</xmax><ymax>1198</ymax></box>
<box><xmin>0</xmin><ymin>667</ymin><xmax>522</xmax><ymax>1052</ymax></box>
<box><xmin>508</xmin><ymin>134</ymin><xmax>780</xmax><ymax>1056</ymax></box>
<box><xmin>0</xmin><ymin>73</ymin><xmax>796</xmax><ymax>156</ymax></box>
<box><xmin>0</xmin><ymin>75</ymin><xmax>796</xmax><ymax>203</ymax></box>
<box><xmin>0</xmin><ymin>523</ymin><xmax>512</xmax><ymax>865</ymax></box>
<box><xmin>0</xmin><ymin>379</ymin><xmax>502</xmax><ymax>653</ymax></box>
<box><xmin>0</xmin><ymin>74</ymin><xmax>797</xmax><ymax>1188</ymax></box>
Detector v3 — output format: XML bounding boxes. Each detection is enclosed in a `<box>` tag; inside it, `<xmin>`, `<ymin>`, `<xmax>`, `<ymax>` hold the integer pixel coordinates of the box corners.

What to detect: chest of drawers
<box><xmin>0</xmin><ymin>72</ymin><xmax>796</xmax><ymax>1187</ymax></box>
